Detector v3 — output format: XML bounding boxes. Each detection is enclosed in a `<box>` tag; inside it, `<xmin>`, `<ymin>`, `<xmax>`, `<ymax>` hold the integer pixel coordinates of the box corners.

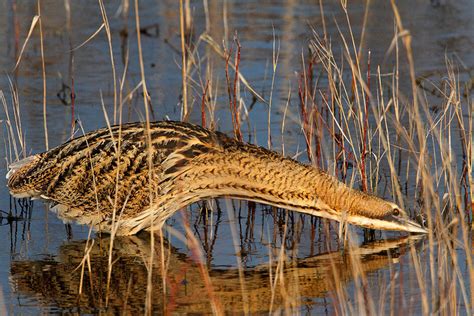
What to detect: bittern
<box><xmin>7</xmin><ymin>121</ymin><xmax>427</xmax><ymax>235</ymax></box>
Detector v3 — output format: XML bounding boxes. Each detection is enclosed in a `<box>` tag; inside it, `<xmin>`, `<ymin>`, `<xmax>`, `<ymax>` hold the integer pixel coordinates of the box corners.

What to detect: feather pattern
<box><xmin>7</xmin><ymin>121</ymin><xmax>425</xmax><ymax>235</ymax></box>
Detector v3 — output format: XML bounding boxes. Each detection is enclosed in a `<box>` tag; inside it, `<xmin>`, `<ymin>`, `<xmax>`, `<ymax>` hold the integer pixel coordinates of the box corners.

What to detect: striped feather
<box><xmin>7</xmin><ymin>121</ymin><xmax>420</xmax><ymax>235</ymax></box>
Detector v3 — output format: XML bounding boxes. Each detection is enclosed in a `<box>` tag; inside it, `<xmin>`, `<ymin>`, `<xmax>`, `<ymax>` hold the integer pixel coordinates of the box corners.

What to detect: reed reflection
<box><xmin>10</xmin><ymin>231</ymin><xmax>424</xmax><ymax>314</ymax></box>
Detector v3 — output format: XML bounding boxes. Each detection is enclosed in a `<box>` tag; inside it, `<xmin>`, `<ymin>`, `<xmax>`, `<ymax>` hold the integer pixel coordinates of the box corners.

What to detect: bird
<box><xmin>6</xmin><ymin>120</ymin><xmax>427</xmax><ymax>236</ymax></box>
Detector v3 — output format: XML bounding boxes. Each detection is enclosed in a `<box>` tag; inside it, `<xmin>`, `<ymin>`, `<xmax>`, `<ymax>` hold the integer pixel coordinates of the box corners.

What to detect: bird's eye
<box><xmin>392</xmin><ymin>208</ymin><xmax>400</xmax><ymax>216</ymax></box>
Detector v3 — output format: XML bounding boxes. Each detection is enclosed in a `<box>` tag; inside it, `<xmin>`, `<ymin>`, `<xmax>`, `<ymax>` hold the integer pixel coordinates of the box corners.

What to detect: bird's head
<box><xmin>344</xmin><ymin>200</ymin><xmax>427</xmax><ymax>234</ymax></box>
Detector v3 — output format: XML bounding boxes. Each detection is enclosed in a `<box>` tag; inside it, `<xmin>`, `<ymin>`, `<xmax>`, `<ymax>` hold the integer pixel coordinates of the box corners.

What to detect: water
<box><xmin>0</xmin><ymin>0</ymin><xmax>472</xmax><ymax>314</ymax></box>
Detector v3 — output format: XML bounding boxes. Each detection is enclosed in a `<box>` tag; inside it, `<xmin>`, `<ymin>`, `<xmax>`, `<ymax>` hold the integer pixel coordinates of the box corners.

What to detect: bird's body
<box><xmin>7</xmin><ymin>121</ymin><xmax>426</xmax><ymax>235</ymax></box>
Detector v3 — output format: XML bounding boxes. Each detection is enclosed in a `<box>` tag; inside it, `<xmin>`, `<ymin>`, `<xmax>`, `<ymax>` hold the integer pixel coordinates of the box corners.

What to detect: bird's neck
<box><xmin>177</xmin><ymin>146</ymin><xmax>390</xmax><ymax>220</ymax></box>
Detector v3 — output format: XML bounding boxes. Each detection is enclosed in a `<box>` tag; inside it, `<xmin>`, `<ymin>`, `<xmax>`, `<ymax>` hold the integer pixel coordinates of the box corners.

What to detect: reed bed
<box><xmin>1</xmin><ymin>0</ymin><xmax>472</xmax><ymax>315</ymax></box>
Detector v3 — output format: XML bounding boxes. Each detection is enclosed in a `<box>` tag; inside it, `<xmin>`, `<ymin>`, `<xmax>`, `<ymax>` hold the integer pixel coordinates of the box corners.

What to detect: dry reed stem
<box><xmin>74</xmin><ymin>122</ymin><xmax>104</xmax><ymax>298</ymax></box>
<box><xmin>224</xmin><ymin>200</ymin><xmax>249</xmax><ymax>314</ymax></box>
<box><xmin>280</xmin><ymin>82</ymin><xmax>291</xmax><ymax>156</ymax></box>
<box><xmin>98</xmin><ymin>0</ymin><xmax>118</xmax><ymax>125</ymax></box>
<box><xmin>99</xmin><ymin>93</ymin><xmax>125</xmax><ymax>306</ymax></box>
<box><xmin>37</xmin><ymin>0</ymin><xmax>48</xmax><ymax>150</ymax></box>
<box><xmin>179</xmin><ymin>0</ymin><xmax>188</xmax><ymax>120</ymax></box>
<box><xmin>1</xmin><ymin>88</ymin><xmax>23</xmax><ymax>161</ymax></box>
<box><xmin>71</xmin><ymin>23</ymin><xmax>105</xmax><ymax>52</ymax></box>
<box><xmin>12</xmin><ymin>16</ymin><xmax>39</xmax><ymax>71</ymax></box>
<box><xmin>95</xmin><ymin>1</ymin><xmax>124</xmax><ymax>306</ymax></box>
<box><xmin>133</xmin><ymin>1</ymin><xmax>157</xmax><ymax>314</ymax></box>
<box><xmin>267</xmin><ymin>27</ymin><xmax>280</xmax><ymax>149</ymax></box>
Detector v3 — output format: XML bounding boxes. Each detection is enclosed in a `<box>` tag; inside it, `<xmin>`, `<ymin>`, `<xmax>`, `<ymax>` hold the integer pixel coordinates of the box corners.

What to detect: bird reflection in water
<box><xmin>10</xmin><ymin>232</ymin><xmax>424</xmax><ymax>314</ymax></box>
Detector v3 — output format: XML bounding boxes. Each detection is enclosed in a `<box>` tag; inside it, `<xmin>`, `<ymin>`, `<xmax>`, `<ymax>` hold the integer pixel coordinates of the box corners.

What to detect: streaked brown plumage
<box><xmin>7</xmin><ymin>121</ymin><xmax>427</xmax><ymax>235</ymax></box>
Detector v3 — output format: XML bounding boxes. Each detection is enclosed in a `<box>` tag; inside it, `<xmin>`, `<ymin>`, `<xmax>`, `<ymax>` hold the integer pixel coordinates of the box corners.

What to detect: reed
<box><xmin>303</xmin><ymin>1</ymin><xmax>472</xmax><ymax>313</ymax></box>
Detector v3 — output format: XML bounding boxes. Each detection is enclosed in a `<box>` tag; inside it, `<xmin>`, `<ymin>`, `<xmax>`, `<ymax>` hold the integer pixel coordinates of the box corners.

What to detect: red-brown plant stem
<box><xmin>456</xmin><ymin>116</ymin><xmax>472</xmax><ymax>221</ymax></box>
<box><xmin>233</xmin><ymin>36</ymin><xmax>242</xmax><ymax>141</ymax></box>
<box><xmin>307</xmin><ymin>80</ymin><xmax>358</xmax><ymax>170</ymax></box>
<box><xmin>298</xmin><ymin>72</ymin><xmax>312</xmax><ymax>162</ymax></box>
<box><xmin>313</xmin><ymin>107</ymin><xmax>322</xmax><ymax>168</ymax></box>
<box><xmin>12</xmin><ymin>0</ymin><xmax>20</xmax><ymax>83</ymax></box>
<box><xmin>308</xmin><ymin>48</ymin><xmax>314</xmax><ymax>93</ymax></box>
<box><xmin>224</xmin><ymin>37</ymin><xmax>243</xmax><ymax>142</ymax></box>
<box><xmin>201</xmin><ymin>80</ymin><xmax>209</xmax><ymax>128</ymax></box>
<box><xmin>224</xmin><ymin>48</ymin><xmax>235</xmax><ymax>133</ymax></box>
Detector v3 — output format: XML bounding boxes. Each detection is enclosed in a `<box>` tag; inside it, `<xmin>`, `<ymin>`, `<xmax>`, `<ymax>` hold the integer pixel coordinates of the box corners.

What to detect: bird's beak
<box><xmin>401</xmin><ymin>217</ymin><xmax>428</xmax><ymax>234</ymax></box>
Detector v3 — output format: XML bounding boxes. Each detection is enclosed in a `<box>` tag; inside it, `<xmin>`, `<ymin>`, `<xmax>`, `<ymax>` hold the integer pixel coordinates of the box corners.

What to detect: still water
<box><xmin>0</xmin><ymin>0</ymin><xmax>472</xmax><ymax>314</ymax></box>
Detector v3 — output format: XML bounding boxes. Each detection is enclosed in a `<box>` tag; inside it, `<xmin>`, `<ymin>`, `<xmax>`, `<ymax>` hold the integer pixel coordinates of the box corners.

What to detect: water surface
<box><xmin>0</xmin><ymin>0</ymin><xmax>472</xmax><ymax>314</ymax></box>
